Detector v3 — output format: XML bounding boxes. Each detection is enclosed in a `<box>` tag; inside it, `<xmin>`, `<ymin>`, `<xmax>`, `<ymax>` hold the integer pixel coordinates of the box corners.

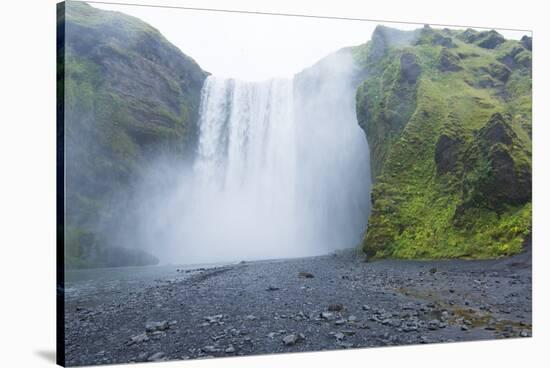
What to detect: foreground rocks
<box><xmin>64</xmin><ymin>249</ymin><xmax>531</xmax><ymax>366</ymax></box>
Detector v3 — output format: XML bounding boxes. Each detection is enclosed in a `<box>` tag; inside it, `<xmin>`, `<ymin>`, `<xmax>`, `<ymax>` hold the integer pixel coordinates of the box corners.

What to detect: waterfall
<box><xmin>184</xmin><ymin>51</ymin><xmax>372</xmax><ymax>263</ymax></box>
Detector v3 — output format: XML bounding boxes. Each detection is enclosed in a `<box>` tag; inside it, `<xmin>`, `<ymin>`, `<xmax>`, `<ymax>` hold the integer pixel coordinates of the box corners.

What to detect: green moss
<box><xmin>356</xmin><ymin>27</ymin><xmax>531</xmax><ymax>260</ymax></box>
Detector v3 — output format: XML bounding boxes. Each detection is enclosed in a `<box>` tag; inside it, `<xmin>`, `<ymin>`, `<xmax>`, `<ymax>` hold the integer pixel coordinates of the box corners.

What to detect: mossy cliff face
<box><xmin>59</xmin><ymin>2</ymin><xmax>207</xmax><ymax>268</ymax></box>
<box><xmin>354</xmin><ymin>26</ymin><xmax>532</xmax><ymax>259</ymax></box>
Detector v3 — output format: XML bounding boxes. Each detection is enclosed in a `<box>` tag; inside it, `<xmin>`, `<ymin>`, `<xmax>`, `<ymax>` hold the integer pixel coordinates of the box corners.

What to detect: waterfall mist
<box><xmin>118</xmin><ymin>50</ymin><xmax>372</xmax><ymax>265</ymax></box>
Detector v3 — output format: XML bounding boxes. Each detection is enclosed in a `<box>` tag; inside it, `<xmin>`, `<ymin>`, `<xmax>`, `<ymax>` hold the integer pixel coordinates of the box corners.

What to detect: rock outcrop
<box><xmin>354</xmin><ymin>26</ymin><xmax>532</xmax><ymax>259</ymax></box>
<box><xmin>60</xmin><ymin>2</ymin><xmax>208</xmax><ymax>268</ymax></box>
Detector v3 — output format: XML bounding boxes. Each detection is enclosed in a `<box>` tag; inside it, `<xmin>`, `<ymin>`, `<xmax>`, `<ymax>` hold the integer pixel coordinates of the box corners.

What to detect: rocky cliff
<box><xmin>354</xmin><ymin>25</ymin><xmax>532</xmax><ymax>259</ymax></box>
<box><xmin>59</xmin><ymin>2</ymin><xmax>207</xmax><ymax>268</ymax></box>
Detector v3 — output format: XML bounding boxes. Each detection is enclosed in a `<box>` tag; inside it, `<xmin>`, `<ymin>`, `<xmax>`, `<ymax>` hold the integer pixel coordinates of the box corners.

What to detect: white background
<box><xmin>0</xmin><ymin>0</ymin><xmax>548</xmax><ymax>367</ymax></box>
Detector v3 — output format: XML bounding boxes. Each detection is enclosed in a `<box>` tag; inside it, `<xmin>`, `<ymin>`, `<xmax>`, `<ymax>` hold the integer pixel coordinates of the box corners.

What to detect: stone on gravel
<box><xmin>328</xmin><ymin>303</ymin><xmax>344</xmax><ymax>312</ymax></box>
<box><xmin>334</xmin><ymin>332</ymin><xmax>345</xmax><ymax>341</ymax></box>
<box><xmin>202</xmin><ymin>345</ymin><xmax>220</xmax><ymax>353</ymax></box>
<box><xmin>428</xmin><ymin>320</ymin><xmax>440</xmax><ymax>330</ymax></box>
<box><xmin>145</xmin><ymin>321</ymin><xmax>169</xmax><ymax>332</ymax></box>
<box><xmin>298</xmin><ymin>272</ymin><xmax>314</xmax><ymax>278</ymax></box>
<box><xmin>320</xmin><ymin>312</ymin><xmax>333</xmax><ymax>320</ymax></box>
<box><xmin>147</xmin><ymin>352</ymin><xmax>166</xmax><ymax>362</ymax></box>
<box><xmin>204</xmin><ymin>315</ymin><xmax>223</xmax><ymax>324</ymax></box>
<box><xmin>225</xmin><ymin>346</ymin><xmax>236</xmax><ymax>353</ymax></box>
<box><xmin>266</xmin><ymin>286</ymin><xmax>280</xmax><ymax>291</ymax></box>
<box><xmin>282</xmin><ymin>333</ymin><xmax>305</xmax><ymax>346</ymax></box>
<box><xmin>129</xmin><ymin>332</ymin><xmax>149</xmax><ymax>344</ymax></box>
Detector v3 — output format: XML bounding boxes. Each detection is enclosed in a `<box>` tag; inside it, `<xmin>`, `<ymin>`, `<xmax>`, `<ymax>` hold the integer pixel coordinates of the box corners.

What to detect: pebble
<box><xmin>328</xmin><ymin>304</ymin><xmax>344</xmax><ymax>312</ymax></box>
<box><xmin>129</xmin><ymin>332</ymin><xmax>149</xmax><ymax>344</ymax></box>
<box><xmin>334</xmin><ymin>332</ymin><xmax>345</xmax><ymax>341</ymax></box>
<box><xmin>282</xmin><ymin>333</ymin><xmax>305</xmax><ymax>346</ymax></box>
<box><xmin>145</xmin><ymin>321</ymin><xmax>169</xmax><ymax>332</ymax></box>
<box><xmin>320</xmin><ymin>312</ymin><xmax>333</xmax><ymax>320</ymax></box>
<box><xmin>147</xmin><ymin>352</ymin><xmax>166</xmax><ymax>362</ymax></box>
<box><xmin>225</xmin><ymin>346</ymin><xmax>236</xmax><ymax>353</ymax></box>
<box><xmin>204</xmin><ymin>315</ymin><xmax>224</xmax><ymax>324</ymax></box>
<box><xmin>202</xmin><ymin>345</ymin><xmax>220</xmax><ymax>353</ymax></box>
<box><xmin>428</xmin><ymin>320</ymin><xmax>439</xmax><ymax>330</ymax></box>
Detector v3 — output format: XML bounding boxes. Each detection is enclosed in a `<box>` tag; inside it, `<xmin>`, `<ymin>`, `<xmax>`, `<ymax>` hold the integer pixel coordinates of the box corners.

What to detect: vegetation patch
<box><xmin>354</xmin><ymin>26</ymin><xmax>531</xmax><ymax>260</ymax></box>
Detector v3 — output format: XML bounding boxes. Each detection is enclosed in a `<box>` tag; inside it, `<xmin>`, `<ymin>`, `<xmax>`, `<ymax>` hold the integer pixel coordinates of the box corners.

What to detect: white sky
<box><xmin>88</xmin><ymin>1</ymin><xmax>530</xmax><ymax>81</ymax></box>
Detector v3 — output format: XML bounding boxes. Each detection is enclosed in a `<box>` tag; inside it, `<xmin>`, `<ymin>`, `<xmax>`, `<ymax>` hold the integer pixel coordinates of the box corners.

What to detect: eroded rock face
<box><xmin>459</xmin><ymin>29</ymin><xmax>505</xmax><ymax>49</ymax></box>
<box><xmin>435</xmin><ymin>134</ymin><xmax>463</xmax><ymax>175</ymax></box>
<box><xmin>400</xmin><ymin>53</ymin><xmax>421</xmax><ymax>84</ymax></box>
<box><xmin>439</xmin><ymin>49</ymin><xmax>462</xmax><ymax>72</ymax></box>
<box><xmin>458</xmin><ymin>113</ymin><xmax>531</xmax><ymax>213</ymax></box>
<box><xmin>479</xmin><ymin>113</ymin><xmax>516</xmax><ymax>146</ymax></box>
<box><xmin>62</xmin><ymin>2</ymin><xmax>208</xmax><ymax>268</ymax></box>
<box><xmin>484</xmin><ymin>145</ymin><xmax>531</xmax><ymax>206</ymax></box>
<box><xmin>499</xmin><ymin>46</ymin><xmax>530</xmax><ymax>70</ymax></box>
<box><xmin>521</xmin><ymin>35</ymin><xmax>532</xmax><ymax>51</ymax></box>
<box><xmin>477</xmin><ymin>31</ymin><xmax>506</xmax><ymax>49</ymax></box>
<box><xmin>486</xmin><ymin>63</ymin><xmax>511</xmax><ymax>83</ymax></box>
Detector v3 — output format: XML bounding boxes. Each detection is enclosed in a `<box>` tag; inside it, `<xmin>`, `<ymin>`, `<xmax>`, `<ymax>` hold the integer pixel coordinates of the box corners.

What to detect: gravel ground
<box><xmin>64</xmin><ymin>246</ymin><xmax>532</xmax><ymax>366</ymax></box>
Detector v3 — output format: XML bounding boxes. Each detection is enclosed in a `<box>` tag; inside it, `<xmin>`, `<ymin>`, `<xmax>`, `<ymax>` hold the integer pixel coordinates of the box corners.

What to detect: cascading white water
<box><xmin>182</xmin><ymin>50</ymin><xmax>372</xmax><ymax>263</ymax></box>
<box><xmin>125</xmin><ymin>50</ymin><xmax>372</xmax><ymax>264</ymax></box>
<box><xmin>190</xmin><ymin>77</ymin><xmax>300</xmax><ymax>260</ymax></box>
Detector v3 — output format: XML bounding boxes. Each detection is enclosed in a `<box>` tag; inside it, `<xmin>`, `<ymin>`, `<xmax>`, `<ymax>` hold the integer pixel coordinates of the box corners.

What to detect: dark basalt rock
<box><xmin>484</xmin><ymin>145</ymin><xmax>531</xmax><ymax>206</ymax></box>
<box><xmin>498</xmin><ymin>46</ymin><xmax>528</xmax><ymax>69</ymax></box>
<box><xmin>478</xmin><ymin>113</ymin><xmax>516</xmax><ymax>146</ymax></box>
<box><xmin>520</xmin><ymin>35</ymin><xmax>532</xmax><ymax>51</ymax></box>
<box><xmin>477</xmin><ymin>30</ymin><xmax>506</xmax><ymax>49</ymax></box>
<box><xmin>439</xmin><ymin>49</ymin><xmax>462</xmax><ymax>72</ymax></box>
<box><xmin>415</xmin><ymin>27</ymin><xmax>455</xmax><ymax>48</ymax></box>
<box><xmin>400</xmin><ymin>52</ymin><xmax>421</xmax><ymax>84</ymax></box>
<box><xmin>514</xmin><ymin>50</ymin><xmax>532</xmax><ymax>68</ymax></box>
<box><xmin>456</xmin><ymin>113</ymin><xmax>531</xmax><ymax>213</ymax></box>
<box><xmin>458</xmin><ymin>28</ymin><xmax>479</xmax><ymax>43</ymax></box>
<box><xmin>486</xmin><ymin>62</ymin><xmax>511</xmax><ymax>82</ymax></box>
<box><xmin>432</xmin><ymin>33</ymin><xmax>455</xmax><ymax>48</ymax></box>
<box><xmin>459</xmin><ymin>29</ymin><xmax>505</xmax><ymax>49</ymax></box>
<box><xmin>435</xmin><ymin>134</ymin><xmax>463</xmax><ymax>175</ymax></box>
